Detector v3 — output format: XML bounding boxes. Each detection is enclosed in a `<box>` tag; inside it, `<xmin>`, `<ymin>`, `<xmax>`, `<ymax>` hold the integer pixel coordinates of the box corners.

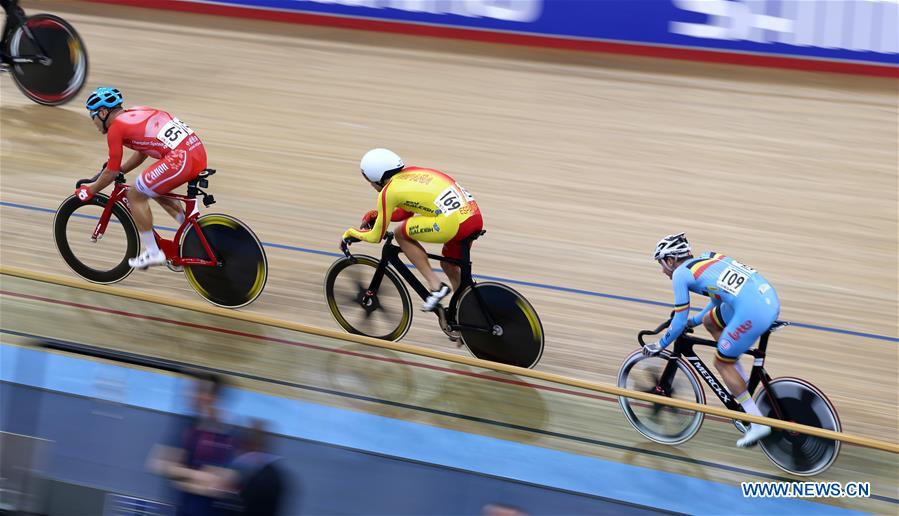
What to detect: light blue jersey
<box><xmin>660</xmin><ymin>252</ymin><xmax>780</xmax><ymax>360</ymax></box>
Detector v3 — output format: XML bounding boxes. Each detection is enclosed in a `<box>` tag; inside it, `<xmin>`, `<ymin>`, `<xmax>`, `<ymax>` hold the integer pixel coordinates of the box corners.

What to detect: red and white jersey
<box><xmin>105</xmin><ymin>106</ymin><xmax>202</xmax><ymax>171</ymax></box>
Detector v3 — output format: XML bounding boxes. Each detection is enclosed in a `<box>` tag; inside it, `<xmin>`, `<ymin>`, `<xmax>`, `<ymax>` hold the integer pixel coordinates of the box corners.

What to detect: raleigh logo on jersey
<box><xmin>728</xmin><ymin>320</ymin><xmax>753</xmax><ymax>342</ymax></box>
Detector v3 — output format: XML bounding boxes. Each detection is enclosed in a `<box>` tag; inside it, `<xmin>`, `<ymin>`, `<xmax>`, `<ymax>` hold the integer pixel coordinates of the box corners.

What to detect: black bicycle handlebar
<box><xmin>341</xmin><ymin>237</ymin><xmax>359</xmax><ymax>258</ymax></box>
<box><xmin>637</xmin><ymin>311</ymin><xmax>690</xmax><ymax>343</ymax></box>
<box><xmin>638</xmin><ymin>311</ymin><xmax>701</xmax><ymax>347</ymax></box>
<box><xmin>75</xmin><ymin>173</ymin><xmax>100</xmax><ymax>188</ymax></box>
<box><xmin>637</xmin><ymin>318</ymin><xmax>672</xmax><ymax>347</ymax></box>
<box><xmin>75</xmin><ymin>162</ymin><xmax>111</xmax><ymax>187</ymax></box>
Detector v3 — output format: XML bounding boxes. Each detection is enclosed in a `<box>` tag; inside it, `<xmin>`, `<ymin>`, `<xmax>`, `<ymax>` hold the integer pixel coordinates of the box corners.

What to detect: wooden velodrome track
<box><xmin>1</xmin><ymin>0</ymin><xmax>897</xmax><ymax>509</ymax></box>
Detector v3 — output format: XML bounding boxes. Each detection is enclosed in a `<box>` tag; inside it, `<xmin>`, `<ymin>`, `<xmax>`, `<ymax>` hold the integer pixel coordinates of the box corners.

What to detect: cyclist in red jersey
<box><xmin>75</xmin><ymin>87</ymin><xmax>208</xmax><ymax>269</ymax></box>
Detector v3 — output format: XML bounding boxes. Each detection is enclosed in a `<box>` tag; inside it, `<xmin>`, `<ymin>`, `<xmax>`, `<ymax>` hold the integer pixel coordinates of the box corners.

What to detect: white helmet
<box><xmin>653</xmin><ymin>233</ymin><xmax>692</xmax><ymax>261</ymax></box>
<box><xmin>360</xmin><ymin>148</ymin><xmax>404</xmax><ymax>184</ymax></box>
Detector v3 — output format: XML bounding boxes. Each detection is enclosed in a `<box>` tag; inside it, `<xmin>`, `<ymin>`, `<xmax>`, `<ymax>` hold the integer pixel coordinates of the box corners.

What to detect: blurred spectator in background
<box><xmin>148</xmin><ymin>371</ymin><xmax>238</xmax><ymax>515</ymax></box>
<box><xmin>481</xmin><ymin>502</ymin><xmax>529</xmax><ymax>516</ymax></box>
<box><xmin>231</xmin><ymin>419</ymin><xmax>286</xmax><ymax>516</ymax></box>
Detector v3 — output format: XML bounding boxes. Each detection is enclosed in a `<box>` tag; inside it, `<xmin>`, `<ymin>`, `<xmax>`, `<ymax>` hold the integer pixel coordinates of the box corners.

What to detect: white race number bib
<box><xmin>716</xmin><ymin>261</ymin><xmax>756</xmax><ymax>296</ymax></box>
<box><xmin>435</xmin><ymin>184</ymin><xmax>467</xmax><ymax>215</ymax></box>
<box><xmin>156</xmin><ymin>117</ymin><xmax>194</xmax><ymax>150</ymax></box>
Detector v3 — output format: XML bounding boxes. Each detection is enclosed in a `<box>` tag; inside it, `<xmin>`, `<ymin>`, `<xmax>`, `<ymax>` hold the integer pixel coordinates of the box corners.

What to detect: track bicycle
<box><xmin>1</xmin><ymin>0</ymin><xmax>87</xmax><ymax>105</ymax></box>
<box><xmin>53</xmin><ymin>168</ymin><xmax>267</xmax><ymax>308</ymax></box>
<box><xmin>618</xmin><ymin>316</ymin><xmax>841</xmax><ymax>476</ymax></box>
<box><xmin>324</xmin><ymin>231</ymin><xmax>544</xmax><ymax>368</ymax></box>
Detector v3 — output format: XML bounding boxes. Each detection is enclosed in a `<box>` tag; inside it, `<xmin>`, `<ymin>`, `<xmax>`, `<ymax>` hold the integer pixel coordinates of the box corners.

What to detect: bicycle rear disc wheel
<box><xmin>455</xmin><ymin>282</ymin><xmax>544</xmax><ymax>368</ymax></box>
<box><xmin>53</xmin><ymin>194</ymin><xmax>138</xmax><ymax>284</ymax></box>
<box><xmin>755</xmin><ymin>377</ymin><xmax>841</xmax><ymax>476</ymax></box>
<box><xmin>617</xmin><ymin>350</ymin><xmax>705</xmax><ymax>445</ymax></box>
<box><xmin>180</xmin><ymin>214</ymin><xmax>267</xmax><ymax>308</ymax></box>
<box><xmin>8</xmin><ymin>14</ymin><xmax>88</xmax><ymax>105</ymax></box>
<box><xmin>323</xmin><ymin>255</ymin><xmax>413</xmax><ymax>341</ymax></box>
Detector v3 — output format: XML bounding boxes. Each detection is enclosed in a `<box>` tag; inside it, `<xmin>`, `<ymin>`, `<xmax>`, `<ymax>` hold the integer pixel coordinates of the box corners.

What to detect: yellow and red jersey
<box><xmin>344</xmin><ymin>167</ymin><xmax>481</xmax><ymax>245</ymax></box>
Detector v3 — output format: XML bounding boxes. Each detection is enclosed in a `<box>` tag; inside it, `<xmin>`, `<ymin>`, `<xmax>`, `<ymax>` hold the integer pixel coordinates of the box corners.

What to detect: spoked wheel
<box><xmin>324</xmin><ymin>255</ymin><xmax>412</xmax><ymax>341</ymax></box>
<box><xmin>53</xmin><ymin>194</ymin><xmax>138</xmax><ymax>284</ymax></box>
<box><xmin>454</xmin><ymin>282</ymin><xmax>544</xmax><ymax>368</ymax></box>
<box><xmin>180</xmin><ymin>214</ymin><xmax>267</xmax><ymax>308</ymax></box>
<box><xmin>755</xmin><ymin>377</ymin><xmax>841</xmax><ymax>476</ymax></box>
<box><xmin>7</xmin><ymin>14</ymin><xmax>88</xmax><ymax>105</ymax></box>
<box><xmin>617</xmin><ymin>350</ymin><xmax>705</xmax><ymax>445</ymax></box>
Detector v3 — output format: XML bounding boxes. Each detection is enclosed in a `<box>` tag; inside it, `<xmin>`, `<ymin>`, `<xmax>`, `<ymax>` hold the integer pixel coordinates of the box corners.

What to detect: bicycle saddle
<box><xmin>188</xmin><ymin>169</ymin><xmax>217</xmax><ymax>189</ymax></box>
<box><xmin>463</xmin><ymin>230</ymin><xmax>487</xmax><ymax>243</ymax></box>
<box><xmin>768</xmin><ymin>320</ymin><xmax>791</xmax><ymax>333</ymax></box>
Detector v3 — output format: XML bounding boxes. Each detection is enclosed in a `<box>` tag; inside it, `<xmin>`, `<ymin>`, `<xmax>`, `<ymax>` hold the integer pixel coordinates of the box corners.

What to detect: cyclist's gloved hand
<box><xmin>643</xmin><ymin>341</ymin><xmax>663</xmax><ymax>357</ymax></box>
<box><xmin>75</xmin><ymin>185</ymin><xmax>93</xmax><ymax>203</ymax></box>
<box><xmin>360</xmin><ymin>210</ymin><xmax>378</xmax><ymax>230</ymax></box>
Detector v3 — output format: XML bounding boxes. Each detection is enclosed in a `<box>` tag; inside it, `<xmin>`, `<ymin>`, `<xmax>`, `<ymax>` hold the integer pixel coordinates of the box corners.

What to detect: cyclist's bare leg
<box><xmin>126</xmin><ymin>187</ymin><xmax>163</xmax><ymax>262</ymax></box>
<box><xmin>702</xmin><ymin>312</ymin><xmax>723</xmax><ymax>340</ymax></box>
<box><xmin>441</xmin><ymin>261</ymin><xmax>461</xmax><ymax>291</ymax></box>
<box><xmin>395</xmin><ymin>230</ymin><xmax>442</xmax><ymax>292</ymax></box>
<box><xmin>715</xmin><ymin>358</ymin><xmax>748</xmax><ymax>397</ymax></box>
<box><xmin>128</xmin><ymin>188</ymin><xmax>154</xmax><ymax>233</ymax></box>
<box><xmin>154</xmin><ymin>196</ymin><xmax>184</xmax><ymax>222</ymax></box>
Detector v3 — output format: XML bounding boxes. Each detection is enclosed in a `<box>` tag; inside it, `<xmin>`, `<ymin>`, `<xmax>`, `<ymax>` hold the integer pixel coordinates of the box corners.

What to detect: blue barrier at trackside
<box><xmin>176</xmin><ymin>0</ymin><xmax>897</xmax><ymax>67</ymax></box>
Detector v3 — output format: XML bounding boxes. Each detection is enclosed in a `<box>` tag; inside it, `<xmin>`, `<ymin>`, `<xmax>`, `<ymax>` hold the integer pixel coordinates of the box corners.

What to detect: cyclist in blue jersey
<box><xmin>644</xmin><ymin>233</ymin><xmax>780</xmax><ymax>448</ymax></box>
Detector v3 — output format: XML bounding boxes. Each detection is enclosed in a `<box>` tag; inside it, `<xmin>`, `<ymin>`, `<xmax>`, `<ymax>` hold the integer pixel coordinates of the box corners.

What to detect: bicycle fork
<box><xmin>90</xmin><ymin>197</ymin><xmax>120</xmax><ymax>242</ymax></box>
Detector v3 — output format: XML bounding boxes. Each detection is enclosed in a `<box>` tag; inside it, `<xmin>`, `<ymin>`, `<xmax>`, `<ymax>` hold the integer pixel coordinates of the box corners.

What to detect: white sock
<box><xmin>140</xmin><ymin>231</ymin><xmax>160</xmax><ymax>254</ymax></box>
<box><xmin>734</xmin><ymin>360</ymin><xmax>750</xmax><ymax>383</ymax></box>
<box><xmin>175</xmin><ymin>211</ymin><xmax>185</xmax><ymax>224</ymax></box>
<box><xmin>735</xmin><ymin>390</ymin><xmax>762</xmax><ymax>417</ymax></box>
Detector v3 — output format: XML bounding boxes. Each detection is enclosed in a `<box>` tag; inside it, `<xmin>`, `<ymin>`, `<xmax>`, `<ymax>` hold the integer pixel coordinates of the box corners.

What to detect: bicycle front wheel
<box><xmin>180</xmin><ymin>214</ymin><xmax>267</xmax><ymax>308</ymax></box>
<box><xmin>8</xmin><ymin>14</ymin><xmax>88</xmax><ymax>105</ymax></box>
<box><xmin>323</xmin><ymin>255</ymin><xmax>413</xmax><ymax>341</ymax></box>
<box><xmin>454</xmin><ymin>282</ymin><xmax>544</xmax><ymax>368</ymax></box>
<box><xmin>53</xmin><ymin>194</ymin><xmax>138</xmax><ymax>284</ymax></box>
<box><xmin>755</xmin><ymin>377</ymin><xmax>841</xmax><ymax>476</ymax></box>
<box><xmin>617</xmin><ymin>350</ymin><xmax>705</xmax><ymax>445</ymax></box>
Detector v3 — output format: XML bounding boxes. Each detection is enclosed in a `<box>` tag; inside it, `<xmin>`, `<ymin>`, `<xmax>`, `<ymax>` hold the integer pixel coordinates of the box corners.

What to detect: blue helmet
<box><xmin>86</xmin><ymin>87</ymin><xmax>123</xmax><ymax>111</ymax></box>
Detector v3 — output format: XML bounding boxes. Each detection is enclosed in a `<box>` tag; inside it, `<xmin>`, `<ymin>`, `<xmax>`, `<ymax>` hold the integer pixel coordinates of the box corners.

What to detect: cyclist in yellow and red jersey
<box><xmin>342</xmin><ymin>148</ymin><xmax>484</xmax><ymax>312</ymax></box>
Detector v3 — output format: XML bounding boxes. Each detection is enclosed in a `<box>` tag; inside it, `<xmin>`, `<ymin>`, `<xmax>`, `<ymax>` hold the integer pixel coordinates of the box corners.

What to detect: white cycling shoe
<box><xmin>128</xmin><ymin>249</ymin><xmax>167</xmax><ymax>270</ymax></box>
<box><xmin>737</xmin><ymin>423</ymin><xmax>771</xmax><ymax>448</ymax></box>
<box><xmin>422</xmin><ymin>283</ymin><xmax>451</xmax><ymax>312</ymax></box>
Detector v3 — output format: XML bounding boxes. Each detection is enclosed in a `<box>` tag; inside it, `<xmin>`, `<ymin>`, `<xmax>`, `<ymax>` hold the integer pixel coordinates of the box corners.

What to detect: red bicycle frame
<box><xmin>90</xmin><ymin>182</ymin><xmax>219</xmax><ymax>267</ymax></box>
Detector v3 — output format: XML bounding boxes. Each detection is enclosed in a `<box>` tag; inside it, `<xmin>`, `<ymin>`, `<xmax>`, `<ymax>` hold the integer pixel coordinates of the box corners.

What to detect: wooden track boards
<box><xmin>1</xmin><ymin>0</ymin><xmax>896</xmax><ymax>483</ymax></box>
<box><xmin>2</xmin><ymin>274</ymin><xmax>897</xmax><ymax>512</ymax></box>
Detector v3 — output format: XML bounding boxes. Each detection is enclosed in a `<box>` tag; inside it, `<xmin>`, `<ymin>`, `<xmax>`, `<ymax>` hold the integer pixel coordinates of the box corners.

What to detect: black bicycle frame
<box><xmin>1</xmin><ymin>0</ymin><xmax>51</xmax><ymax>65</ymax></box>
<box><xmin>642</xmin><ymin>321</ymin><xmax>787</xmax><ymax>421</ymax></box>
<box><xmin>359</xmin><ymin>231</ymin><xmax>497</xmax><ymax>333</ymax></box>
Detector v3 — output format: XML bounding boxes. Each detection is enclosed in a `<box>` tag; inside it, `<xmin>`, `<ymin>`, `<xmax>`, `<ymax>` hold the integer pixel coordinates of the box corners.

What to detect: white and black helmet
<box><xmin>653</xmin><ymin>233</ymin><xmax>692</xmax><ymax>261</ymax></box>
<box><xmin>360</xmin><ymin>148</ymin><xmax>404</xmax><ymax>184</ymax></box>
